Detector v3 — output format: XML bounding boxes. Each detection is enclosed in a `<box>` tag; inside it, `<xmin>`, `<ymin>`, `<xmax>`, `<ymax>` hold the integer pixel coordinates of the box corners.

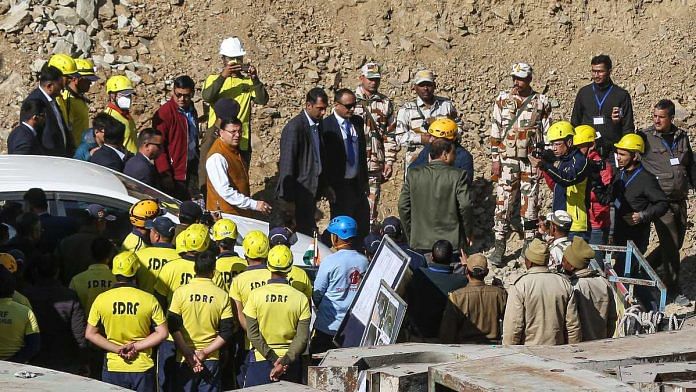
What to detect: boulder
<box><xmin>0</xmin><ymin>1</ymin><xmax>30</xmax><ymax>33</ymax></box>
<box><xmin>77</xmin><ymin>0</ymin><xmax>97</xmax><ymax>24</ymax></box>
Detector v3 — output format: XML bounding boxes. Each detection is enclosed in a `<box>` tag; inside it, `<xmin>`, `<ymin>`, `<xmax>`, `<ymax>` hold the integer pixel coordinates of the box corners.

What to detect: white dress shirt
<box><xmin>206</xmin><ymin>153</ymin><xmax>258</xmax><ymax>210</ymax></box>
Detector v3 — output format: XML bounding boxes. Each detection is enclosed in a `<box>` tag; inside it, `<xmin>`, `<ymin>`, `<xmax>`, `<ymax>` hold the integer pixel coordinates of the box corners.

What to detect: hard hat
<box><xmin>547</xmin><ymin>121</ymin><xmax>575</xmax><ymax>142</ymax></box>
<box><xmin>75</xmin><ymin>58</ymin><xmax>99</xmax><ymax>81</ymax></box>
<box><xmin>129</xmin><ymin>199</ymin><xmax>162</xmax><ymax>228</ymax></box>
<box><xmin>614</xmin><ymin>133</ymin><xmax>645</xmax><ymax>154</ymax></box>
<box><xmin>219</xmin><ymin>37</ymin><xmax>246</xmax><ymax>58</ymax></box>
<box><xmin>180</xmin><ymin>223</ymin><xmax>211</xmax><ymax>253</ymax></box>
<box><xmin>175</xmin><ymin>231</ymin><xmax>186</xmax><ymax>253</ymax></box>
<box><xmin>427</xmin><ymin>118</ymin><xmax>458</xmax><ymax>141</ymax></box>
<box><xmin>112</xmin><ymin>251</ymin><xmax>140</xmax><ymax>277</ymax></box>
<box><xmin>48</xmin><ymin>54</ymin><xmax>78</xmax><ymax>76</ymax></box>
<box><xmin>327</xmin><ymin>216</ymin><xmax>358</xmax><ymax>240</ymax></box>
<box><xmin>243</xmin><ymin>230</ymin><xmax>270</xmax><ymax>259</ymax></box>
<box><xmin>573</xmin><ymin>125</ymin><xmax>596</xmax><ymax>146</ymax></box>
<box><xmin>106</xmin><ymin>75</ymin><xmax>134</xmax><ymax>94</ymax></box>
<box><xmin>0</xmin><ymin>253</ymin><xmax>17</xmax><ymax>273</ymax></box>
<box><xmin>211</xmin><ymin>219</ymin><xmax>238</xmax><ymax>241</ymax></box>
<box><xmin>267</xmin><ymin>245</ymin><xmax>293</xmax><ymax>274</ymax></box>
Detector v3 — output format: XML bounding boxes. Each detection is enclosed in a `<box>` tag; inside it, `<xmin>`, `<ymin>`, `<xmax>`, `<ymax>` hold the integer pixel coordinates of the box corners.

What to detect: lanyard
<box><xmin>591</xmin><ymin>84</ymin><xmax>613</xmax><ymax>113</ymax></box>
<box><xmin>660</xmin><ymin>139</ymin><xmax>677</xmax><ymax>157</ymax></box>
<box><xmin>620</xmin><ymin>166</ymin><xmax>643</xmax><ymax>188</ymax></box>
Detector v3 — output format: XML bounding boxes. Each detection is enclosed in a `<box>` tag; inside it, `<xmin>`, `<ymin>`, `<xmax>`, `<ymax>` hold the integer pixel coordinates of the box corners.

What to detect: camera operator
<box><xmin>529</xmin><ymin>121</ymin><xmax>590</xmax><ymax>240</ymax></box>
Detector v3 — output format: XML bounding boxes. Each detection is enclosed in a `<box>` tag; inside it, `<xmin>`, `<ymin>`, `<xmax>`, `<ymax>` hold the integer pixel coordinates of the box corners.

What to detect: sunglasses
<box><xmin>146</xmin><ymin>142</ymin><xmax>161</xmax><ymax>147</ymax></box>
<box><xmin>339</xmin><ymin>102</ymin><xmax>356</xmax><ymax>110</ymax></box>
<box><xmin>174</xmin><ymin>92</ymin><xmax>193</xmax><ymax>99</ymax></box>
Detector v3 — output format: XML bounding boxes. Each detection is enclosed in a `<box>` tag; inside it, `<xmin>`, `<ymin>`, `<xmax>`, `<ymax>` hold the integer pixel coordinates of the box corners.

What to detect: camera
<box><xmin>532</xmin><ymin>142</ymin><xmax>555</xmax><ymax>162</ymax></box>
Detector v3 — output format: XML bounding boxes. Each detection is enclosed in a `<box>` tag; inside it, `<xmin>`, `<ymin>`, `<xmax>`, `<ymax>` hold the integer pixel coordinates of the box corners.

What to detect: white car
<box><xmin>0</xmin><ymin>155</ymin><xmax>331</xmax><ymax>268</ymax></box>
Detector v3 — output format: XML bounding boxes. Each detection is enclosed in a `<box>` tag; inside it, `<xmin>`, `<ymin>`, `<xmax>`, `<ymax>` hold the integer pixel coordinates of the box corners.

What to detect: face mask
<box><xmin>117</xmin><ymin>95</ymin><xmax>132</xmax><ymax>111</ymax></box>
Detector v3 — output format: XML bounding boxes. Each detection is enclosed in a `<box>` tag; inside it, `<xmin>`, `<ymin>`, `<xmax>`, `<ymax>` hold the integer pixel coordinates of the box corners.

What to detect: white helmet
<box><xmin>219</xmin><ymin>37</ymin><xmax>246</xmax><ymax>58</ymax></box>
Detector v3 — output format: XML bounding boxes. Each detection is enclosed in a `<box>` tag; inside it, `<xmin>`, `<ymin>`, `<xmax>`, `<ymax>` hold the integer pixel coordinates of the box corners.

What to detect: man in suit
<box><xmin>8</xmin><ymin>100</ymin><xmax>46</xmax><ymax>155</ymax></box>
<box><xmin>275</xmin><ymin>88</ymin><xmax>331</xmax><ymax>235</ymax></box>
<box><xmin>89</xmin><ymin>113</ymin><xmax>129</xmax><ymax>172</ymax></box>
<box><xmin>124</xmin><ymin>128</ymin><xmax>163</xmax><ymax>188</ymax></box>
<box><xmin>23</xmin><ymin>188</ymin><xmax>78</xmax><ymax>254</ymax></box>
<box><xmin>322</xmin><ymin>89</ymin><xmax>370</xmax><ymax>241</ymax></box>
<box><xmin>399</xmin><ymin>138</ymin><xmax>473</xmax><ymax>253</ymax></box>
<box><xmin>23</xmin><ymin>65</ymin><xmax>72</xmax><ymax>157</ymax></box>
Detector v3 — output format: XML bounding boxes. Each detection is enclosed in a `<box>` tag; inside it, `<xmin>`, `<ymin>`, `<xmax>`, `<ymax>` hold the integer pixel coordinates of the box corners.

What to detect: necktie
<box><xmin>343</xmin><ymin>120</ymin><xmax>355</xmax><ymax>166</ymax></box>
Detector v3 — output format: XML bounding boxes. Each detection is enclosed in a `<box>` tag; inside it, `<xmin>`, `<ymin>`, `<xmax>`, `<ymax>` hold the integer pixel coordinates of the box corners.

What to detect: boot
<box><xmin>489</xmin><ymin>239</ymin><xmax>506</xmax><ymax>267</ymax></box>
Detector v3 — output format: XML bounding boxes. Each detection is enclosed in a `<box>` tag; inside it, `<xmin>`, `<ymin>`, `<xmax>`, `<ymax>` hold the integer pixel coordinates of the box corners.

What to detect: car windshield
<box><xmin>112</xmin><ymin>171</ymin><xmax>181</xmax><ymax>215</ymax></box>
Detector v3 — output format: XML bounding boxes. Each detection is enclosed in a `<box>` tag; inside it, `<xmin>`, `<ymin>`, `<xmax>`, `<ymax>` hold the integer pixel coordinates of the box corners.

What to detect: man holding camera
<box><xmin>490</xmin><ymin>63</ymin><xmax>552</xmax><ymax>266</ymax></box>
<box><xmin>202</xmin><ymin>37</ymin><xmax>269</xmax><ymax>166</ymax></box>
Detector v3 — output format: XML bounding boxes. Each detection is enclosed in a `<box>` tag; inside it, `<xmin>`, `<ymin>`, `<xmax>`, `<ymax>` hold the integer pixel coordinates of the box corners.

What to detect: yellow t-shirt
<box><xmin>87</xmin><ymin>285</ymin><xmax>165</xmax><ymax>372</ymax></box>
<box><xmin>243</xmin><ymin>282</ymin><xmax>311</xmax><ymax>361</ymax></box>
<box><xmin>105</xmin><ymin>106</ymin><xmax>138</xmax><ymax>154</ymax></box>
<box><xmin>0</xmin><ymin>298</ymin><xmax>40</xmax><ymax>360</ymax></box>
<box><xmin>287</xmin><ymin>266</ymin><xmax>313</xmax><ymax>300</ymax></box>
<box><xmin>135</xmin><ymin>244</ymin><xmax>182</xmax><ymax>294</ymax></box>
<box><xmin>154</xmin><ymin>257</ymin><xmax>224</xmax><ymax>304</ymax></box>
<box><xmin>69</xmin><ymin>264</ymin><xmax>116</xmax><ymax>314</ymax></box>
<box><xmin>122</xmin><ymin>232</ymin><xmax>148</xmax><ymax>252</ymax></box>
<box><xmin>12</xmin><ymin>291</ymin><xmax>32</xmax><ymax>309</ymax></box>
<box><xmin>229</xmin><ymin>264</ymin><xmax>269</xmax><ymax>305</ymax></box>
<box><xmin>61</xmin><ymin>89</ymin><xmax>91</xmax><ymax>147</ymax></box>
<box><xmin>215</xmin><ymin>253</ymin><xmax>247</xmax><ymax>292</ymax></box>
<box><xmin>202</xmin><ymin>75</ymin><xmax>256</xmax><ymax>151</ymax></box>
<box><xmin>168</xmin><ymin>278</ymin><xmax>234</xmax><ymax>361</ymax></box>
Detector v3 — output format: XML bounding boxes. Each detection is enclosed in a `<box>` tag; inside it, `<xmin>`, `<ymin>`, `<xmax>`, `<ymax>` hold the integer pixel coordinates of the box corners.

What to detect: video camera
<box><xmin>531</xmin><ymin>141</ymin><xmax>555</xmax><ymax>162</ymax></box>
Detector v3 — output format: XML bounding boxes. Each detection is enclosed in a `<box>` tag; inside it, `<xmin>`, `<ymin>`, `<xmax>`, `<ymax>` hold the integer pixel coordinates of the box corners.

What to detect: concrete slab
<box><xmin>239</xmin><ymin>380</ymin><xmax>320</xmax><ymax>391</ymax></box>
<box><xmin>366</xmin><ymin>363</ymin><xmax>429</xmax><ymax>392</ymax></box>
<box><xmin>428</xmin><ymin>352</ymin><xmax>635</xmax><ymax>391</ymax></box>
<box><xmin>0</xmin><ymin>361</ymin><xmax>127</xmax><ymax>391</ymax></box>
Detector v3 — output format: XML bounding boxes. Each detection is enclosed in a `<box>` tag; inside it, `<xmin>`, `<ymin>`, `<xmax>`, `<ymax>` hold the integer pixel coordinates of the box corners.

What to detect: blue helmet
<box><xmin>327</xmin><ymin>216</ymin><xmax>358</xmax><ymax>240</ymax></box>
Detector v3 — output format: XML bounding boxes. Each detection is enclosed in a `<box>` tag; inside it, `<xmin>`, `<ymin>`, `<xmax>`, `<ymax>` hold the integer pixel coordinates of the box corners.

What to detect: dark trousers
<box><xmin>176</xmin><ymin>360</ymin><xmax>220</xmax><ymax>392</ymax></box>
<box><xmin>157</xmin><ymin>340</ymin><xmax>177</xmax><ymax>392</ymax></box>
<box><xmin>647</xmin><ymin>201</ymin><xmax>687</xmax><ymax>295</ymax></box>
<box><xmin>295</xmin><ymin>197</ymin><xmax>318</xmax><ymax>236</ymax></box>
<box><xmin>243</xmin><ymin>351</ymin><xmax>302</xmax><ymax>388</ymax></box>
<box><xmin>309</xmin><ymin>329</ymin><xmax>338</xmax><ymax>356</ymax></box>
<box><xmin>102</xmin><ymin>367</ymin><xmax>155</xmax><ymax>392</ymax></box>
<box><xmin>328</xmin><ymin>179</ymin><xmax>370</xmax><ymax>242</ymax></box>
<box><xmin>88</xmin><ymin>346</ymin><xmax>104</xmax><ymax>380</ymax></box>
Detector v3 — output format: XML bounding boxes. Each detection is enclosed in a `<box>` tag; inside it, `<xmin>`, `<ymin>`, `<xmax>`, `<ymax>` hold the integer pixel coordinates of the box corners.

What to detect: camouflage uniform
<box><xmin>354</xmin><ymin>85</ymin><xmax>397</xmax><ymax>226</ymax></box>
<box><xmin>490</xmin><ymin>90</ymin><xmax>552</xmax><ymax>243</ymax></box>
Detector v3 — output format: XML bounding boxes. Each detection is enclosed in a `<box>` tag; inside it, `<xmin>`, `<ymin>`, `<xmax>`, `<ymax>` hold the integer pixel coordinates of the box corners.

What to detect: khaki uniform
<box><xmin>570</xmin><ymin>268</ymin><xmax>617</xmax><ymax>341</ymax></box>
<box><xmin>354</xmin><ymin>86</ymin><xmax>397</xmax><ymax>225</ymax></box>
<box><xmin>502</xmin><ymin>266</ymin><xmax>581</xmax><ymax>345</ymax></box>
<box><xmin>491</xmin><ymin>91</ymin><xmax>551</xmax><ymax>240</ymax></box>
<box><xmin>439</xmin><ymin>281</ymin><xmax>507</xmax><ymax>344</ymax></box>
<box><xmin>395</xmin><ymin>96</ymin><xmax>459</xmax><ymax>177</ymax></box>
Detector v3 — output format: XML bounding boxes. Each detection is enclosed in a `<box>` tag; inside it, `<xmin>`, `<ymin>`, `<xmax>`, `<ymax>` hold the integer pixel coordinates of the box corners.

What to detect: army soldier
<box><xmin>354</xmin><ymin>62</ymin><xmax>397</xmax><ymax>227</ymax></box>
<box><xmin>490</xmin><ymin>63</ymin><xmax>552</xmax><ymax>266</ymax></box>
<box><xmin>394</xmin><ymin>69</ymin><xmax>459</xmax><ymax>176</ymax></box>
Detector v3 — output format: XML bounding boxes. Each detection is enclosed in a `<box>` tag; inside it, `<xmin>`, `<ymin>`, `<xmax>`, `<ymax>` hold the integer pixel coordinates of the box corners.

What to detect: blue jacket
<box><xmin>541</xmin><ymin>148</ymin><xmax>590</xmax><ymax>232</ymax></box>
<box><xmin>73</xmin><ymin>129</ymin><xmax>97</xmax><ymax>161</ymax></box>
<box><xmin>409</xmin><ymin>143</ymin><xmax>474</xmax><ymax>185</ymax></box>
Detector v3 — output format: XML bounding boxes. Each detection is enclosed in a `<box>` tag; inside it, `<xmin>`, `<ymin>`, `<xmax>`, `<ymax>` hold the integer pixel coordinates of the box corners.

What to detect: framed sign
<box><xmin>361</xmin><ymin>280</ymin><xmax>407</xmax><ymax>346</ymax></box>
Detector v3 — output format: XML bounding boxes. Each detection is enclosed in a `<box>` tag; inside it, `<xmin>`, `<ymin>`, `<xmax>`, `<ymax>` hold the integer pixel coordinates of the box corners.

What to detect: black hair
<box><xmin>194</xmin><ymin>250</ymin><xmax>217</xmax><ymax>276</ymax></box>
<box><xmin>173</xmin><ymin>75</ymin><xmax>195</xmax><ymax>90</ymax></box>
<box><xmin>590</xmin><ymin>55</ymin><xmax>612</xmax><ymax>70</ymax></box>
<box><xmin>432</xmin><ymin>239</ymin><xmax>453</xmax><ymax>265</ymax></box>
<box><xmin>0</xmin><ymin>265</ymin><xmax>16</xmax><ymax>297</ymax></box>
<box><xmin>91</xmin><ymin>237</ymin><xmax>116</xmax><ymax>263</ymax></box>
<box><xmin>102</xmin><ymin>116</ymin><xmax>126</xmax><ymax>145</ymax></box>
<box><xmin>93</xmin><ymin>112</ymin><xmax>113</xmax><ymax>132</ymax></box>
<box><xmin>23</xmin><ymin>188</ymin><xmax>47</xmax><ymax>210</ymax></box>
<box><xmin>429</xmin><ymin>138</ymin><xmax>454</xmax><ymax>160</ymax></box>
<box><xmin>14</xmin><ymin>212</ymin><xmax>40</xmax><ymax>237</ymax></box>
<box><xmin>20</xmin><ymin>99</ymin><xmax>46</xmax><ymax>122</ymax></box>
<box><xmin>0</xmin><ymin>202</ymin><xmax>23</xmax><ymax>225</ymax></box>
<box><xmin>654</xmin><ymin>99</ymin><xmax>676</xmax><ymax>118</ymax></box>
<box><xmin>39</xmin><ymin>65</ymin><xmax>63</xmax><ymax>85</ymax></box>
<box><xmin>469</xmin><ymin>267</ymin><xmax>488</xmax><ymax>280</ymax></box>
<box><xmin>306</xmin><ymin>87</ymin><xmax>328</xmax><ymax>104</ymax></box>
<box><xmin>220</xmin><ymin>117</ymin><xmax>243</xmax><ymax>130</ymax></box>
<box><xmin>218</xmin><ymin>238</ymin><xmax>236</xmax><ymax>251</ymax></box>
<box><xmin>334</xmin><ymin>88</ymin><xmax>355</xmax><ymax>103</ymax></box>
<box><xmin>33</xmin><ymin>254</ymin><xmax>59</xmax><ymax>279</ymax></box>
<box><xmin>137</xmin><ymin>128</ymin><xmax>162</xmax><ymax>148</ymax></box>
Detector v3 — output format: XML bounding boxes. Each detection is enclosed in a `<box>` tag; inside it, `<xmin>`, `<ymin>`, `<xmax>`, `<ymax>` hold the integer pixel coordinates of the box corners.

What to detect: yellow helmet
<box><xmin>75</xmin><ymin>58</ymin><xmax>99</xmax><ymax>80</ymax></box>
<box><xmin>614</xmin><ymin>133</ymin><xmax>645</xmax><ymax>154</ymax></box>
<box><xmin>48</xmin><ymin>54</ymin><xmax>78</xmax><ymax>76</ymax></box>
<box><xmin>175</xmin><ymin>232</ymin><xmax>186</xmax><ymax>253</ymax></box>
<box><xmin>267</xmin><ymin>245</ymin><xmax>293</xmax><ymax>274</ymax></box>
<box><xmin>106</xmin><ymin>75</ymin><xmax>134</xmax><ymax>94</ymax></box>
<box><xmin>547</xmin><ymin>121</ymin><xmax>575</xmax><ymax>142</ymax></box>
<box><xmin>180</xmin><ymin>223</ymin><xmax>211</xmax><ymax>253</ymax></box>
<box><xmin>0</xmin><ymin>253</ymin><xmax>17</xmax><ymax>273</ymax></box>
<box><xmin>243</xmin><ymin>230</ymin><xmax>269</xmax><ymax>259</ymax></box>
<box><xmin>427</xmin><ymin>118</ymin><xmax>458</xmax><ymax>141</ymax></box>
<box><xmin>129</xmin><ymin>199</ymin><xmax>162</xmax><ymax>228</ymax></box>
<box><xmin>211</xmin><ymin>219</ymin><xmax>238</xmax><ymax>241</ymax></box>
<box><xmin>112</xmin><ymin>251</ymin><xmax>140</xmax><ymax>277</ymax></box>
<box><xmin>573</xmin><ymin>125</ymin><xmax>596</xmax><ymax>146</ymax></box>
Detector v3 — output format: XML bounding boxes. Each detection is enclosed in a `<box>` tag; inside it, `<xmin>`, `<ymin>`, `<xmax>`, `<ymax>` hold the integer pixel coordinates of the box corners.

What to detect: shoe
<box><xmin>489</xmin><ymin>239</ymin><xmax>506</xmax><ymax>267</ymax></box>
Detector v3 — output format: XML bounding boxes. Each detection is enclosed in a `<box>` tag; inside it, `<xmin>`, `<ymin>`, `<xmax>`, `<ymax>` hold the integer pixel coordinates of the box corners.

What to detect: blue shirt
<box><xmin>179</xmin><ymin>107</ymin><xmax>199</xmax><ymax>161</ymax></box>
<box><xmin>409</xmin><ymin>143</ymin><xmax>474</xmax><ymax>185</ymax></box>
<box><xmin>312</xmin><ymin>249</ymin><xmax>369</xmax><ymax>334</ymax></box>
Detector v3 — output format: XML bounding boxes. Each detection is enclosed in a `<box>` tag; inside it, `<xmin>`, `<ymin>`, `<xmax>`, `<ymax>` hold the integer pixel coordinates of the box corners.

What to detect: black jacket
<box><xmin>24</xmin><ymin>87</ymin><xmax>72</xmax><ymax>157</ymax></box>
<box><xmin>124</xmin><ymin>152</ymin><xmax>157</xmax><ymax>188</ymax></box>
<box><xmin>7</xmin><ymin>123</ymin><xmax>43</xmax><ymax>155</ymax></box>
<box><xmin>321</xmin><ymin>113</ymin><xmax>369</xmax><ymax>194</ymax></box>
<box><xmin>612</xmin><ymin>164</ymin><xmax>668</xmax><ymax>229</ymax></box>
<box><xmin>570</xmin><ymin>80</ymin><xmax>635</xmax><ymax>144</ymax></box>
<box><xmin>276</xmin><ymin>111</ymin><xmax>326</xmax><ymax>201</ymax></box>
<box><xmin>89</xmin><ymin>145</ymin><xmax>127</xmax><ymax>172</ymax></box>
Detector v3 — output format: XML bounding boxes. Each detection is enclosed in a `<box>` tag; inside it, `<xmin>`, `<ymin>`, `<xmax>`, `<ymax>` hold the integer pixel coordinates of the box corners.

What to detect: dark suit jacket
<box><xmin>124</xmin><ymin>152</ymin><xmax>157</xmax><ymax>188</ymax></box>
<box><xmin>89</xmin><ymin>145</ymin><xmax>127</xmax><ymax>172</ymax></box>
<box><xmin>38</xmin><ymin>212</ymin><xmax>78</xmax><ymax>253</ymax></box>
<box><xmin>276</xmin><ymin>111</ymin><xmax>326</xmax><ymax>201</ymax></box>
<box><xmin>7</xmin><ymin>123</ymin><xmax>43</xmax><ymax>155</ymax></box>
<box><xmin>24</xmin><ymin>87</ymin><xmax>72</xmax><ymax>157</ymax></box>
<box><xmin>321</xmin><ymin>113</ymin><xmax>369</xmax><ymax>194</ymax></box>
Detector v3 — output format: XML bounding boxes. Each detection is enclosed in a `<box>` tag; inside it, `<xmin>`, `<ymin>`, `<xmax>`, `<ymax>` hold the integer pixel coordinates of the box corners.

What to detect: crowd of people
<box><xmin>1</xmin><ymin>34</ymin><xmax>695</xmax><ymax>391</ymax></box>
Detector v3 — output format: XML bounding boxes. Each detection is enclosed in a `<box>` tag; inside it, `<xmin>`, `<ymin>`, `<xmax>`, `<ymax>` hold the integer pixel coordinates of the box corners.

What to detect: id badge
<box><xmin>593</xmin><ymin>116</ymin><xmax>604</xmax><ymax>125</ymax></box>
<box><xmin>614</xmin><ymin>199</ymin><xmax>621</xmax><ymax>209</ymax></box>
<box><xmin>670</xmin><ymin>157</ymin><xmax>680</xmax><ymax>166</ymax></box>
